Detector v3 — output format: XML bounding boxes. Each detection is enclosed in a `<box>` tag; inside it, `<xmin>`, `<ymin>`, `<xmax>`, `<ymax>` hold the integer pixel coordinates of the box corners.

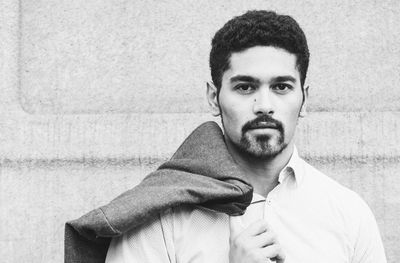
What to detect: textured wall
<box><xmin>0</xmin><ymin>0</ymin><xmax>399</xmax><ymax>262</ymax></box>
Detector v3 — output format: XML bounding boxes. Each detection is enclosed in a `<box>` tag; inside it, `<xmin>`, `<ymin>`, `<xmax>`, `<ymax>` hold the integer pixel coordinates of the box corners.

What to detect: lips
<box><xmin>248</xmin><ymin>122</ymin><xmax>278</xmax><ymax>129</ymax></box>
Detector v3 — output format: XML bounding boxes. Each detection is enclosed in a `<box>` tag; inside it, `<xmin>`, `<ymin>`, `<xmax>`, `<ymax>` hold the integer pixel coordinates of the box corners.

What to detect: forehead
<box><xmin>224</xmin><ymin>46</ymin><xmax>300</xmax><ymax>81</ymax></box>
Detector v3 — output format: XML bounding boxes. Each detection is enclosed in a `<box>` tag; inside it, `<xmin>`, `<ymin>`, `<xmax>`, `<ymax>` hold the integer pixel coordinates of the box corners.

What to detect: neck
<box><xmin>225</xmin><ymin>137</ymin><xmax>294</xmax><ymax>197</ymax></box>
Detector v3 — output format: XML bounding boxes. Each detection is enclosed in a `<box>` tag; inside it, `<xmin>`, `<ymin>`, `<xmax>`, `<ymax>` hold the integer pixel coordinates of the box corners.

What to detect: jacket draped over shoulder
<box><xmin>64</xmin><ymin>121</ymin><xmax>253</xmax><ymax>263</ymax></box>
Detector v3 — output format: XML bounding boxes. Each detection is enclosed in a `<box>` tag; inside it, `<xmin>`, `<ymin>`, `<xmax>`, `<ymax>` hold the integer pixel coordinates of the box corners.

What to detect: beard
<box><xmin>236</xmin><ymin>115</ymin><xmax>287</xmax><ymax>159</ymax></box>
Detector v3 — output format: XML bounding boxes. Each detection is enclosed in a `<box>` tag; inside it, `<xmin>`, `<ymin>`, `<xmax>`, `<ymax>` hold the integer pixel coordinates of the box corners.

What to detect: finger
<box><xmin>252</xmin><ymin>230</ymin><xmax>276</xmax><ymax>248</ymax></box>
<box><xmin>244</xmin><ymin>219</ymin><xmax>269</xmax><ymax>236</ymax></box>
<box><xmin>260</xmin><ymin>244</ymin><xmax>285</xmax><ymax>262</ymax></box>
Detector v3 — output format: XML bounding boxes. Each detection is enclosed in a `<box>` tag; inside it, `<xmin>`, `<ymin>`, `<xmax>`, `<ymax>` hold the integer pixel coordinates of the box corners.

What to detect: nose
<box><xmin>253</xmin><ymin>89</ymin><xmax>274</xmax><ymax>115</ymax></box>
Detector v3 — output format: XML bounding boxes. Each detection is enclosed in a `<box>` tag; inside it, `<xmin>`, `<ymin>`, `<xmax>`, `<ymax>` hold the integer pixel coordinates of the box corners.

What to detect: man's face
<box><xmin>212</xmin><ymin>46</ymin><xmax>305</xmax><ymax>159</ymax></box>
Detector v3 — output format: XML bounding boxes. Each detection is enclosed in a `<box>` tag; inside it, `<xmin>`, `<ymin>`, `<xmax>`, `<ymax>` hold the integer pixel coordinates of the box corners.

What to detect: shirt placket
<box><xmin>263</xmin><ymin>182</ymin><xmax>281</xmax><ymax>220</ymax></box>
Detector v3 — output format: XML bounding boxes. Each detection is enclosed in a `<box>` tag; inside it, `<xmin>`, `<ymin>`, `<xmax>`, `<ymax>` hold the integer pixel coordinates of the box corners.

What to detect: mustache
<box><xmin>242</xmin><ymin>115</ymin><xmax>284</xmax><ymax>134</ymax></box>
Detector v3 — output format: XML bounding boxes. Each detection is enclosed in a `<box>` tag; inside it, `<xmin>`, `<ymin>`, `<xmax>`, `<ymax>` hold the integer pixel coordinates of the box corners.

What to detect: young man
<box><xmin>103</xmin><ymin>10</ymin><xmax>386</xmax><ymax>262</ymax></box>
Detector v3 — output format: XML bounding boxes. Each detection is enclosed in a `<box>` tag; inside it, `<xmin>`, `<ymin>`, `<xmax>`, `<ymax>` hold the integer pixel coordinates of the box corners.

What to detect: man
<box><xmin>103</xmin><ymin>10</ymin><xmax>385</xmax><ymax>262</ymax></box>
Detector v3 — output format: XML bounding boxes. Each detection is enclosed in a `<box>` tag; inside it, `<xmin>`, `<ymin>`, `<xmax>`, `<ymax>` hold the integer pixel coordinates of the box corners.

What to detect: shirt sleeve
<box><xmin>351</xmin><ymin>198</ymin><xmax>387</xmax><ymax>263</ymax></box>
<box><xmin>105</xmin><ymin>211</ymin><xmax>175</xmax><ymax>263</ymax></box>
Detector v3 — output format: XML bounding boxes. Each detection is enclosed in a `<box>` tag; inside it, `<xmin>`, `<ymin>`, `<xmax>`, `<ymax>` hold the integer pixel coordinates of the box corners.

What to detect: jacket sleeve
<box><xmin>105</xmin><ymin>211</ymin><xmax>175</xmax><ymax>263</ymax></box>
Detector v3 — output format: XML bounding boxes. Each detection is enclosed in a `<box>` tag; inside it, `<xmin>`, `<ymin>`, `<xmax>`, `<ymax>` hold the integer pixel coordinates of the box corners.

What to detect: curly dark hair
<box><xmin>210</xmin><ymin>10</ymin><xmax>309</xmax><ymax>92</ymax></box>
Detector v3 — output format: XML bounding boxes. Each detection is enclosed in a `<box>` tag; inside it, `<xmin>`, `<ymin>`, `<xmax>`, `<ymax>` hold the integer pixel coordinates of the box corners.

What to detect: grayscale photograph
<box><xmin>0</xmin><ymin>1</ymin><xmax>398</xmax><ymax>262</ymax></box>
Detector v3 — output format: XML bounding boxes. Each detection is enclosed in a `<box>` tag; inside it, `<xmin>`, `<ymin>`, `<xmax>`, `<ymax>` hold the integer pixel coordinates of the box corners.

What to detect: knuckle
<box><xmin>260</xmin><ymin>220</ymin><xmax>269</xmax><ymax>229</ymax></box>
<box><xmin>269</xmin><ymin>231</ymin><xmax>280</xmax><ymax>244</ymax></box>
<box><xmin>268</xmin><ymin>228</ymin><xmax>276</xmax><ymax>236</ymax></box>
<box><xmin>270</xmin><ymin>234</ymin><xmax>277</xmax><ymax>243</ymax></box>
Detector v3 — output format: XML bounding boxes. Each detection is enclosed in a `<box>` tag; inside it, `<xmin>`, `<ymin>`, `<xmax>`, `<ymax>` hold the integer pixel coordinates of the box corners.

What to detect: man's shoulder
<box><xmin>298</xmin><ymin>159</ymin><xmax>377</xmax><ymax>235</ymax></box>
<box><xmin>300</xmin><ymin>159</ymin><xmax>368</xmax><ymax>209</ymax></box>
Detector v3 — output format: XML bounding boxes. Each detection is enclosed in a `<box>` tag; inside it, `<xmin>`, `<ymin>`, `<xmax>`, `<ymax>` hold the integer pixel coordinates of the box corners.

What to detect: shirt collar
<box><xmin>278</xmin><ymin>146</ymin><xmax>304</xmax><ymax>185</ymax></box>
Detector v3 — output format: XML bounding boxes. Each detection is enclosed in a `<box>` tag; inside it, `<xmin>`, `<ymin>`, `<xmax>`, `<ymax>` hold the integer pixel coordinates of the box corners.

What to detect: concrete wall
<box><xmin>0</xmin><ymin>0</ymin><xmax>399</xmax><ymax>262</ymax></box>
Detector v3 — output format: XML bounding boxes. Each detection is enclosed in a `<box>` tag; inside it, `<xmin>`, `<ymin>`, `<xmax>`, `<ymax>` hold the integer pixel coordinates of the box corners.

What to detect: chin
<box><xmin>247</xmin><ymin>145</ymin><xmax>287</xmax><ymax>159</ymax></box>
<box><xmin>239</xmin><ymin>134</ymin><xmax>287</xmax><ymax>159</ymax></box>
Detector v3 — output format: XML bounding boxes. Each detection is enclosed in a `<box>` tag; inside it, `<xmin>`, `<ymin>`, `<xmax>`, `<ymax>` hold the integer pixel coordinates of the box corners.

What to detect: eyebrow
<box><xmin>230</xmin><ymin>75</ymin><xmax>260</xmax><ymax>84</ymax></box>
<box><xmin>272</xmin><ymin>75</ymin><xmax>297</xmax><ymax>83</ymax></box>
<box><xmin>229</xmin><ymin>75</ymin><xmax>297</xmax><ymax>84</ymax></box>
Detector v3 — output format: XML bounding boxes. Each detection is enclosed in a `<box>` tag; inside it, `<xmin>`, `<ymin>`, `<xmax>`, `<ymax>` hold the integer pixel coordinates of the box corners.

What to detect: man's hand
<box><xmin>229</xmin><ymin>216</ymin><xmax>285</xmax><ymax>263</ymax></box>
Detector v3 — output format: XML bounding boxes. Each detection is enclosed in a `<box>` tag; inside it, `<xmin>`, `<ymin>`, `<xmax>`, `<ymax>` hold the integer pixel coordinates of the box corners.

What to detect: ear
<box><xmin>206</xmin><ymin>82</ymin><xmax>221</xmax><ymax>116</ymax></box>
<box><xmin>299</xmin><ymin>85</ymin><xmax>309</xmax><ymax>118</ymax></box>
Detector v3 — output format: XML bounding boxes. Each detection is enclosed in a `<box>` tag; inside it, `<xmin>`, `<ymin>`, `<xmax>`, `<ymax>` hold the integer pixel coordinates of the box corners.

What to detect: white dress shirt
<box><xmin>106</xmin><ymin>148</ymin><xmax>387</xmax><ymax>263</ymax></box>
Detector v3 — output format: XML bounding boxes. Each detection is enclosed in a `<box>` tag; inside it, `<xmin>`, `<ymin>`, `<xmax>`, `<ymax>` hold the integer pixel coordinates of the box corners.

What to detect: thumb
<box><xmin>229</xmin><ymin>215</ymin><xmax>244</xmax><ymax>240</ymax></box>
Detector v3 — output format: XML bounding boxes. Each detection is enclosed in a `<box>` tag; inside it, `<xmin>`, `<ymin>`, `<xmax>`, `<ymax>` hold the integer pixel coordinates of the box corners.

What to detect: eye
<box><xmin>234</xmin><ymin>83</ymin><xmax>256</xmax><ymax>94</ymax></box>
<box><xmin>272</xmin><ymin>83</ymin><xmax>293</xmax><ymax>94</ymax></box>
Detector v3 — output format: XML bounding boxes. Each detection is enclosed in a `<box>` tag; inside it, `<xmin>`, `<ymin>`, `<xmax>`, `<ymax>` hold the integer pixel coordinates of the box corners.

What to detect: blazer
<box><xmin>64</xmin><ymin>121</ymin><xmax>253</xmax><ymax>263</ymax></box>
